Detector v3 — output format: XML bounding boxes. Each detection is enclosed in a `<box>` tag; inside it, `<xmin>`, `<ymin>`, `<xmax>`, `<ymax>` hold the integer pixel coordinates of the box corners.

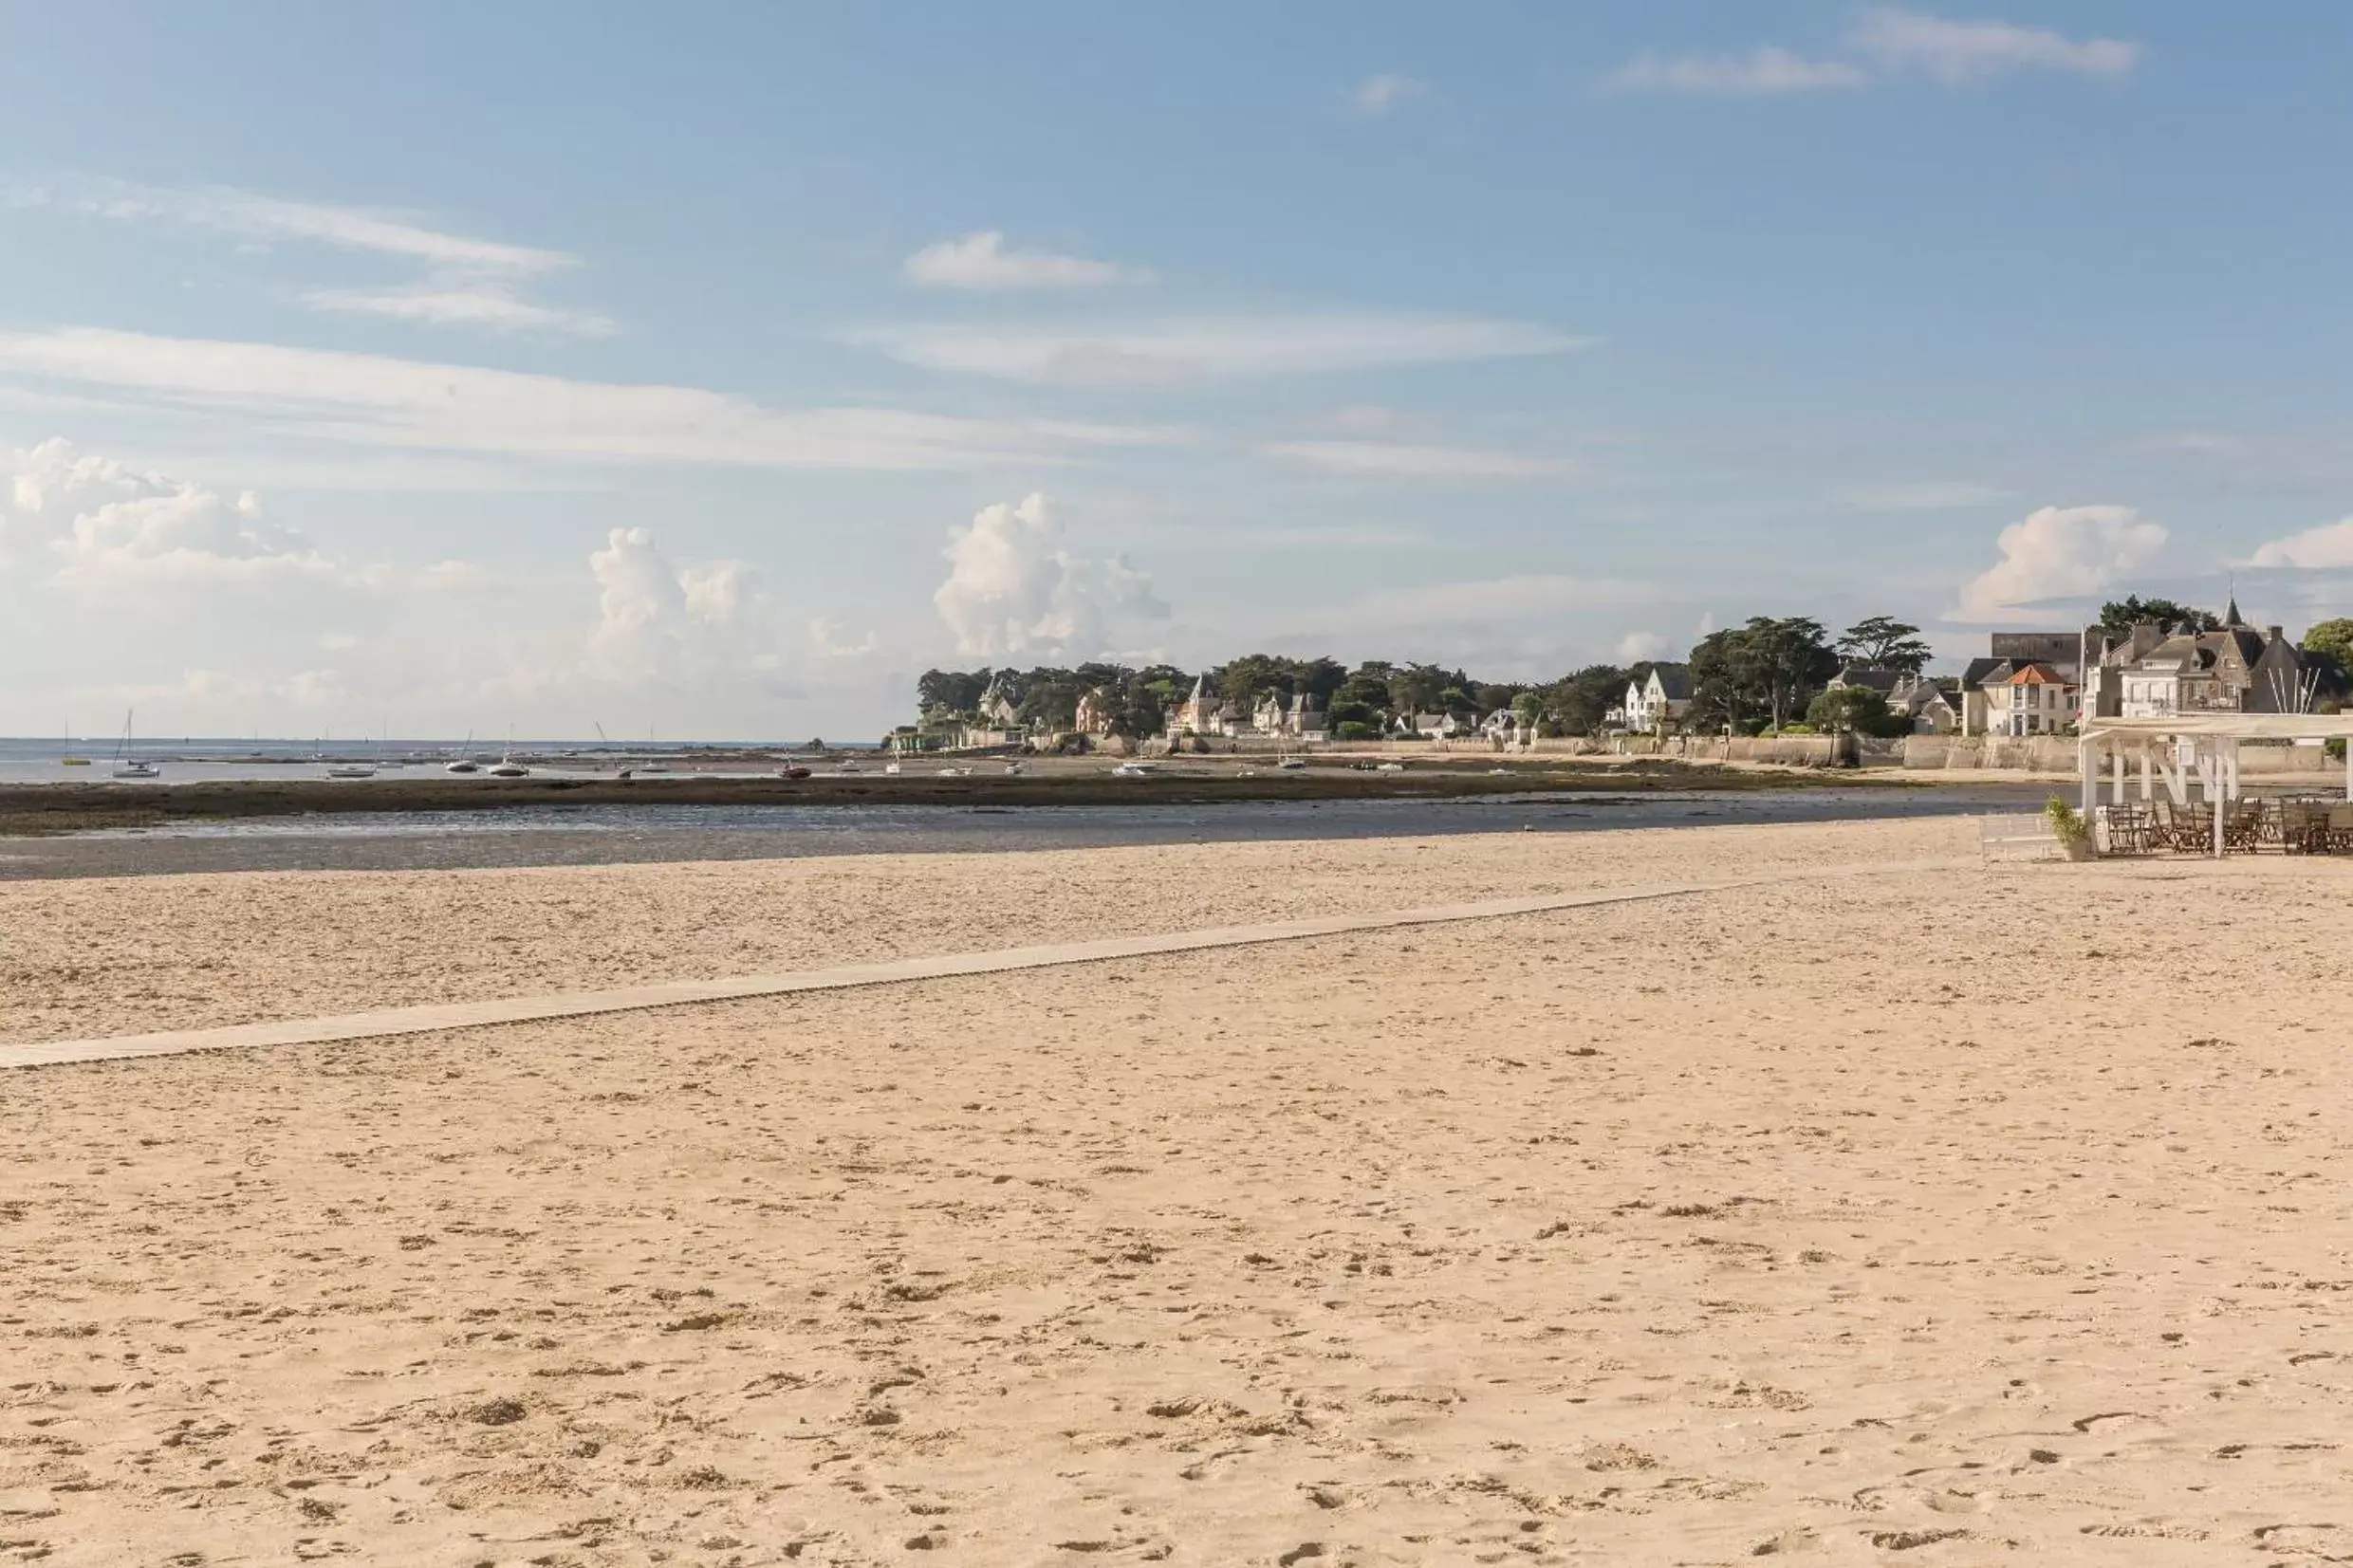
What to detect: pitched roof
<box><xmin>1648</xmin><ymin>663</ymin><xmax>1692</xmax><ymax>700</ymax></box>
<box><xmin>1834</xmin><ymin>663</ymin><xmax>1904</xmax><ymax>693</ymax></box>
<box><xmin>1964</xmin><ymin>656</ymin><xmax>2017</xmax><ymax>689</ymax></box>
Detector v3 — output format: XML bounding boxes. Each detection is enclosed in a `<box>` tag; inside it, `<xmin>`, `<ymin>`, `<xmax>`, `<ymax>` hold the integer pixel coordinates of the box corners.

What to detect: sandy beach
<box><xmin>8</xmin><ymin>816</ymin><xmax>2353</xmax><ymax>1565</ymax></box>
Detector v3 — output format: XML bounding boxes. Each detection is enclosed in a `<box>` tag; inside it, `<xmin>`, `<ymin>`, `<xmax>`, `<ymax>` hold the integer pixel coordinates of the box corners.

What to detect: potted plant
<box><xmin>2046</xmin><ymin>796</ymin><xmax>2095</xmax><ymax>861</ymax></box>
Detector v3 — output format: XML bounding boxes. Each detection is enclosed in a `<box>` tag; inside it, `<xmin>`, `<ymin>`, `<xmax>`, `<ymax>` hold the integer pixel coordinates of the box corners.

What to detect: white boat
<box><xmin>1276</xmin><ymin>757</ymin><xmax>1307</xmax><ymax>771</ymax></box>
<box><xmin>1004</xmin><ymin>761</ymin><xmax>1025</xmax><ymax>775</ymax></box>
<box><xmin>836</xmin><ymin>761</ymin><xmax>862</xmax><ymax>775</ymax></box>
<box><xmin>488</xmin><ymin>729</ymin><xmax>530</xmax><ymax>777</ymax></box>
<box><xmin>1111</xmin><ymin>761</ymin><xmax>1158</xmax><ymax>778</ymax></box>
<box><xmin>1376</xmin><ymin>761</ymin><xmax>1405</xmax><ymax>772</ymax></box>
<box><xmin>445</xmin><ymin>758</ymin><xmax>480</xmax><ymax>774</ymax></box>
<box><xmin>883</xmin><ymin>759</ymin><xmax>902</xmax><ymax>775</ymax></box>
<box><xmin>110</xmin><ymin>710</ymin><xmax>159</xmax><ymax>780</ymax></box>
<box><xmin>325</xmin><ymin>764</ymin><xmax>377</xmax><ymax>780</ymax></box>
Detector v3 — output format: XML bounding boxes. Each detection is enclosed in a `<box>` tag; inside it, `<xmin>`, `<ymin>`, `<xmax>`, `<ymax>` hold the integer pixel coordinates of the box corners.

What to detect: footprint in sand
<box><xmin>2252</xmin><ymin>1523</ymin><xmax>2353</xmax><ymax>1556</ymax></box>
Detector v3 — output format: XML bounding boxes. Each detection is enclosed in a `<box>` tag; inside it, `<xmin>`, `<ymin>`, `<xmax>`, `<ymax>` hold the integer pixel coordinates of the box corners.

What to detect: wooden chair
<box><xmin>2279</xmin><ymin>801</ymin><xmax>2330</xmax><ymax>855</ymax></box>
<box><xmin>2330</xmin><ymin>802</ymin><xmax>2353</xmax><ymax>853</ymax></box>
<box><xmin>2167</xmin><ymin>801</ymin><xmax>2214</xmax><ymax>852</ymax></box>
<box><xmin>2100</xmin><ymin>802</ymin><xmax>2154</xmax><ymax>855</ymax></box>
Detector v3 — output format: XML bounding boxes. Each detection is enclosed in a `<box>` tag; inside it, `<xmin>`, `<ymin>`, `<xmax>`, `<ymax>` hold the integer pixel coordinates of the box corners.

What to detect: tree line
<box><xmin>913</xmin><ymin>606</ymin><xmax>2352</xmax><ymax>742</ymax></box>
<box><xmin>915</xmin><ymin>616</ymin><xmax>1932</xmax><ymax>740</ymax></box>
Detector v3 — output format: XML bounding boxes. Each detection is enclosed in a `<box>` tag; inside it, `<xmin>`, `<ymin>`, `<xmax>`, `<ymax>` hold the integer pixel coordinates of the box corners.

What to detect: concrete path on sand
<box><xmin>2</xmin><ymin>857</ymin><xmax>1970</xmax><ymax>1070</ymax></box>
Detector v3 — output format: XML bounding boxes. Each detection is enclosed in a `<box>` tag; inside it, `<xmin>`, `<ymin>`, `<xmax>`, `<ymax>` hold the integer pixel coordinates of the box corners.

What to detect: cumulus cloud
<box><xmin>901</xmin><ymin>231</ymin><xmax>1149</xmax><ymax>290</ymax></box>
<box><xmin>1948</xmin><ymin>504</ymin><xmax>2167</xmax><ymax>622</ymax></box>
<box><xmin>1349</xmin><ymin>73</ymin><xmax>1427</xmax><ymax>116</ymax></box>
<box><xmin>1849</xmin><ymin>8</ymin><xmax>2138</xmax><ymax>83</ymax></box>
<box><xmin>1608</xmin><ymin>46</ymin><xmax>1865</xmax><ymax>96</ymax></box>
<box><xmin>3</xmin><ymin>436</ymin><xmax>334</xmax><ymax>582</ymax></box>
<box><xmin>932</xmin><ymin>493</ymin><xmax>1167</xmax><ymax>659</ymax></box>
<box><xmin>1615</xmin><ymin>631</ymin><xmax>1670</xmax><ymax>663</ymax></box>
<box><xmin>587</xmin><ymin>526</ymin><xmax>794</xmax><ymax>692</ymax></box>
<box><xmin>2246</xmin><ymin>518</ymin><xmax>2353</xmax><ymax>571</ymax></box>
<box><xmin>858</xmin><ymin>314</ymin><xmax>1591</xmax><ymax>385</ymax></box>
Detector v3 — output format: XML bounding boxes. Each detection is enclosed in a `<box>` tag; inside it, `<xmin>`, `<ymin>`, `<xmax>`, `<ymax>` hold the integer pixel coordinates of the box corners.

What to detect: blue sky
<box><xmin>0</xmin><ymin>2</ymin><xmax>2347</xmax><ymax>738</ymax></box>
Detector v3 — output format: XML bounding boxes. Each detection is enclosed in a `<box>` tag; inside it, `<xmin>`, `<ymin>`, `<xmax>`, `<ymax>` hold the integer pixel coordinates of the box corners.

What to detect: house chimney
<box><xmin>2268</xmin><ymin>625</ymin><xmax>2285</xmax><ymax>644</ymax></box>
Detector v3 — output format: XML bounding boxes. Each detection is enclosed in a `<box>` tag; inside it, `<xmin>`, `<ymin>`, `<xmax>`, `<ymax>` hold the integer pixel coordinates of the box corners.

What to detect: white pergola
<box><xmin>2078</xmin><ymin>713</ymin><xmax>2353</xmax><ymax>858</ymax></box>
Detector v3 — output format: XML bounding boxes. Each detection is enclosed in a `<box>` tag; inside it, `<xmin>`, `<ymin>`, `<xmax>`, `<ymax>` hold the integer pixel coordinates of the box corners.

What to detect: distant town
<box><xmin>903</xmin><ymin>601</ymin><xmax>2353</xmax><ymax>752</ymax></box>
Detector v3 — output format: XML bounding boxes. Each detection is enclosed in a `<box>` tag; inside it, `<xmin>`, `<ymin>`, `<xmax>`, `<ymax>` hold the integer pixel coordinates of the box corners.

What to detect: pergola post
<box><xmin>2079</xmin><ymin>736</ymin><xmax>2096</xmax><ymax>818</ymax></box>
<box><xmin>2112</xmin><ymin>748</ymin><xmax>2125</xmax><ymax>804</ymax></box>
<box><xmin>2140</xmin><ymin>747</ymin><xmax>2153</xmax><ymax>802</ymax></box>
<box><xmin>2211</xmin><ymin>741</ymin><xmax>2226</xmax><ymax>858</ymax></box>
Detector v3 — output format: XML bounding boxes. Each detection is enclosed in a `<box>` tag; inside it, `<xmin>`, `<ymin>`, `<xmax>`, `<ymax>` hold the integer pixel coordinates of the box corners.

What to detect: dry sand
<box><xmin>6</xmin><ymin>817</ymin><xmax>2353</xmax><ymax>1565</ymax></box>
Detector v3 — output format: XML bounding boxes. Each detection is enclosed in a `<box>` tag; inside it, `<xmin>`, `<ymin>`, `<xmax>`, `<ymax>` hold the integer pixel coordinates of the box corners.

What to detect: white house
<box><xmin>1980</xmin><ymin>661</ymin><xmax>2076</xmax><ymax>737</ymax></box>
<box><xmin>1622</xmin><ymin>665</ymin><xmax>1693</xmax><ymax>734</ymax></box>
<box><xmin>1250</xmin><ymin>691</ymin><xmax>1328</xmax><ymax>739</ymax></box>
<box><xmin>1074</xmin><ymin>687</ymin><xmax>1119</xmax><ymax>736</ymax></box>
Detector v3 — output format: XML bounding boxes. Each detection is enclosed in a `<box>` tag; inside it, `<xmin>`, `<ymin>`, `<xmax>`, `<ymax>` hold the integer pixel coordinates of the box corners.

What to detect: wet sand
<box><xmin>7</xmin><ymin>818</ymin><xmax>2353</xmax><ymax>1564</ymax></box>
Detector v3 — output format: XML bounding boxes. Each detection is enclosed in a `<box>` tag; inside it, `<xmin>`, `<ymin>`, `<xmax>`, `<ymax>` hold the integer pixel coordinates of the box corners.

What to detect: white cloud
<box><xmin>16</xmin><ymin>176</ymin><xmax>608</xmax><ymax>336</ymax></box>
<box><xmin>2246</xmin><ymin>518</ymin><xmax>2353</xmax><ymax>571</ymax></box>
<box><xmin>1349</xmin><ymin>73</ymin><xmax>1427</xmax><ymax>117</ymax></box>
<box><xmin>1261</xmin><ymin>439</ymin><xmax>1575</xmax><ymax>481</ymax></box>
<box><xmin>301</xmin><ymin>282</ymin><xmax>615</xmax><ymax>337</ymax></box>
<box><xmin>809</xmin><ymin>616</ymin><xmax>879</xmax><ymax>660</ymax></box>
<box><xmin>1842</xmin><ymin>480</ymin><xmax>2012</xmax><ymax>511</ymax></box>
<box><xmin>587</xmin><ymin>526</ymin><xmax>789</xmax><ymax>690</ymax></box>
<box><xmin>0</xmin><ymin>327</ymin><xmax>1169</xmax><ymax>470</ymax></box>
<box><xmin>901</xmin><ymin>231</ymin><xmax>1149</xmax><ymax>290</ymax></box>
<box><xmin>1948</xmin><ymin>504</ymin><xmax>2167</xmax><ymax>622</ymax></box>
<box><xmin>3</xmin><ymin>435</ymin><xmax>337</xmax><ymax>584</ymax></box>
<box><xmin>1607</xmin><ymin>46</ymin><xmax>1865</xmax><ymax>96</ymax></box>
<box><xmin>1849</xmin><ymin>8</ymin><xmax>2138</xmax><ymax>83</ymax></box>
<box><xmin>858</xmin><ymin>314</ymin><xmax>1591</xmax><ymax>385</ymax></box>
<box><xmin>1615</xmin><ymin>631</ymin><xmax>1670</xmax><ymax>663</ymax></box>
<box><xmin>15</xmin><ymin>176</ymin><xmax>575</xmax><ymax>272</ymax></box>
<box><xmin>932</xmin><ymin>492</ymin><xmax>1167</xmax><ymax>659</ymax></box>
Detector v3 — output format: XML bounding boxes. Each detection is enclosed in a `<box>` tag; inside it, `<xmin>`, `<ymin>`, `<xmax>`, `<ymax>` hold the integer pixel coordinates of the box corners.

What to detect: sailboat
<box><xmin>487</xmin><ymin>729</ymin><xmax>530</xmax><ymax>777</ymax></box>
<box><xmin>61</xmin><ymin>716</ymin><xmax>88</xmax><ymax>766</ymax></box>
<box><xmin>446</xmin><ymin>729</ymin><xmax>481</xmax><ymax>773</ymax></box>
<box><xmin>111</xmin><ymin>710</ymin><xmax>159</xmax><ymax>779</ymax></box>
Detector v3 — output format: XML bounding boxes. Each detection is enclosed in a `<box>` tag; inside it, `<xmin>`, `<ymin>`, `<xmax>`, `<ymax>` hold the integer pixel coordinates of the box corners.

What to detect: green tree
<box><xmin>2302</xmin><ymin>618</ymin><xmax>2353</xmax><ymax>701</ymax></box>
<box><xmin>1806</xmin><ymin>685</ymin><xmax>1908</xmax><ymax>737</ymax></box>
<box><xmin>916</xmin><ymin>669</ymin><xmax>991</xmax><ymax>717</ymax></box>
<box><xmin>2101</xmin><ymin>596</ymin><xmax>2219</xmax><ymax>636</ymax></box>
<box><xmin>1384</xmin><ymin>662</ymin><xmax>1458</xmax><ymax>718</ymax></box>
<box><xmin>2303</xmin><ymin>618</ymin><xmax>2353</xmax><ymax>668</ymax></box>
<box><xmin>1836</xmin><ymin>616</ymin><xmax>1932</xmax><ymax>674</ymax></box>
<box><xmin>1213</xmin><ymin>654</ymin><xmax>1297</xmax><ymax>710</ymax></box>
<box><xmin>1688</xmin><ymin>618</ymin><xmax>1837</xmax><ymax>731</ymax></box>
<box><xmin>1294</xmin><ymin>657</ymin><xmax>1349</xmax><ymax>706</ymax></box>
<box><xmin>1537</xmin><ymin>664</ymin><xmax>1628</xmax><ymax>734</ymax></box>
